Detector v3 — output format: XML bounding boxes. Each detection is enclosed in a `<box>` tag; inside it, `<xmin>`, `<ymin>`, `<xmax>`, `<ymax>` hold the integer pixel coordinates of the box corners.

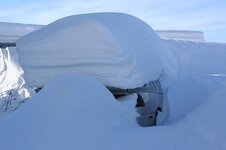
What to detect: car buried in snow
<box><xmin>16</xmin><ymin>12</ymin><xmax>178</xmax><ymax>126</ymax></box>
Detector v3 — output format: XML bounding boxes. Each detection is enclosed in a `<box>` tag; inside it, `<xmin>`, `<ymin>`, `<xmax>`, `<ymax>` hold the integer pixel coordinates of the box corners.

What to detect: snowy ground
<box><xmin>0</xmin><ymin>14</ymin><xmax>226</xmax><ymax>149</ymax></box>
<box><xmin>0</xmin><ymin>39</ymin><xmax>226</xmax><ymax>149</ymax></box>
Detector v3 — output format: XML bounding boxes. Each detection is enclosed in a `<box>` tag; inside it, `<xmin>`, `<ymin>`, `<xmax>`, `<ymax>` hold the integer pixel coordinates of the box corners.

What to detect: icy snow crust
<box><xmin>17</xmin><ymin>13</ymin><xmax>178</xmax><ymax>89</ymax></box>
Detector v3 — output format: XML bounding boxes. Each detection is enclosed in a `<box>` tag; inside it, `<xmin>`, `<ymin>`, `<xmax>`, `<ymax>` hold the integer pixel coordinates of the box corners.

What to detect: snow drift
<box><xmin>0</xmin><ymin>73</ymin><xmax>138</xmax><ymax>150</ymax></box>
<box><xmin>1</xmin><ymin>16</ymin><xmax>226</xmax><ymax>149</ymax></box>
<box><xmin>1</xmin><ymin>72</ymin><xmax>226</xmax><ymax>150</ymax></box>
<box><xmin>17</xmin><ymin>12</ymin><xmax>178</xmax><ymax>89</ymax></box>
<box><xmin>162</xmin><ymin>39</ymin><xmax>226</xmax><ymax>124</ymax></box>
<box><xmin>0</xmin><ymin>47</ymin><xmax>31</xmax><ymax>111</ymax></box>
<box><xmin>163</xmin><ymin>39</ymin><xmax>226</xmax><ymax>78</ymax></box>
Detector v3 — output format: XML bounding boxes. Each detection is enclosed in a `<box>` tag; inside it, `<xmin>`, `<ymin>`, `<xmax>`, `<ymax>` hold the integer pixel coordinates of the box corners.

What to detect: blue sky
<box><xmin>1</xmin><ymin>0</ymin><xmax>225</xmax><ymax>42</ymax></box>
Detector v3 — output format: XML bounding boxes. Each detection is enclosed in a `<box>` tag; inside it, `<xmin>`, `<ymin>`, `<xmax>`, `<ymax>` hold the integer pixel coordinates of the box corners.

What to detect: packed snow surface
<box><xmin>17</xmin><ymin>12</ymin><xmax>178</xmax><ymax>89</ymax></box>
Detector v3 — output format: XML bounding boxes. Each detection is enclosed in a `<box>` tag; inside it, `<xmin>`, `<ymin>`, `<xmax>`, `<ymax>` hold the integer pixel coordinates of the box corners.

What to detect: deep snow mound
<box><xmin>17</xmin><ymin>12</ymin><xmax>178</xmax><ymax>89</ymax></box>
<box><xmin>162</xmin><ymin>39</ymin><xmax>226</xmax><ymax>124</ymax></box>
<box><xmin>0</xmin><ymin>73</ymin><xmax>138</xmax><ymax>149</ymax></box>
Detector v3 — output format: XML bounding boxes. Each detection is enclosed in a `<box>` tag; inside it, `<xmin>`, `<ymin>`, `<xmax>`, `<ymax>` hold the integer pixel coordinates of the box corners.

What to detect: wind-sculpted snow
<box><xmin>17</xmin><ymin>12</ymin><xmax>178</xmax><ymax>89</ymax></box>
<box><xmin>1</xmin><ymin>13</ymin><xmax>226</xmax><ymax>150</ymax></box>
<box><xmin>0</xmin><ymin>73</ymin><xmax>138</xmax><ymax>149</ymax></box>
<box><xmin>0</xmin><ymin>47</ymin><xmax>31</xmax><ymax>111</ymax></box>
<box><xmin>1</xmin><ymin>73</ymin><xmax>226</xmax><ymax>150</ymax></box>
<box><xmin>163</xmin><ymin>40</ymin><xmax>226</xmax><ymax>78</ymax></box>
<box><xmin>0</xmin><ymin>39</ymin><xmax>226</xmax><ymax>149</ymax></box>
<box><xmin>160</xmin><ymin>40</ymin><xmax>226</xmax><ymax>123</ymax></box>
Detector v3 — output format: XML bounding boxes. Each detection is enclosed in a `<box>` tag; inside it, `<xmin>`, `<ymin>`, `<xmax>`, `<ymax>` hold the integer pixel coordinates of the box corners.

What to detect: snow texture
<box><xmin>0</xmin><ymin>47</ymin><xmax>31</xmax><ymax>111</ymax></box>
<box><xmin>1</xmin><ymin>13</ymin><xmax>226</xmax><ymax>150</ymax></box>
<box><xmin>162</xmin><ymin>39</ymin><xmax>226</xmax><ymax>124</ymax></box>
<box><xmin>0</xmin><ymin>73</ymin><xmax>139</xmax><ymax>150</ymax></box>
<box><xmin>17</xmin><ymin>12</ymin><xmax>178</xmax><ymax>89</ymax></box>
<box><xmin>1</xmin><ymin>71</ymin><xmax>226</xmax><ymax>150</ymax></box>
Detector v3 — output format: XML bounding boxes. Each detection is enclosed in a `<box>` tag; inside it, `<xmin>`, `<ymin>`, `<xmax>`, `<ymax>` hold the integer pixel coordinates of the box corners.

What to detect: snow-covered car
<box><xmin>16</xmin><ymin>12</ymin><xmax>178</xmax><ymax>126</ymax></box>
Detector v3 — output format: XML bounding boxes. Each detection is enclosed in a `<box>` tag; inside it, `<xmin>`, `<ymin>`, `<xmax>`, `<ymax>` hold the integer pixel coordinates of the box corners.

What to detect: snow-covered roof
<box><xmin>0</xmin><ymin>22</ymin><xmax>42</xmax><ymax>43</ymax></box>
<box><xmin>0</xmin><ymin>22</ymin><xmax>205</xmax><ymax>42</ymax></box>
<box><xmin>156</xmin><ymin>30</ymin><xmax>204</xmax><ymax>41</ymax></box>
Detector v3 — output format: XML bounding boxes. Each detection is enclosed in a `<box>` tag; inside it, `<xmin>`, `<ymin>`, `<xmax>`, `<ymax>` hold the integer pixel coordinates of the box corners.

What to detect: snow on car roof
<box><xmin>17</xmin><ymin>12</ymin><xmax>178</xmax><ymax>89</ymax></box>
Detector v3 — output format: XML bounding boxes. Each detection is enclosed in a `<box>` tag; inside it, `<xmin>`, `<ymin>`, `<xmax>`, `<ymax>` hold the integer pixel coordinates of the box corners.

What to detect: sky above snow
<box><xmin>0</xmin><ymin>0</ymin><xmax>225</xmax><ymax>43</ymax></box>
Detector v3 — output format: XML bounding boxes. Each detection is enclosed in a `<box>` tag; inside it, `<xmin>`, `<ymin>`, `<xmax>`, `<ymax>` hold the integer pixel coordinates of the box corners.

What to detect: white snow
<box><xmin>0</xmin><ymin>73</ymin><xmax>138</xmax><ymax>150</ymax></box>
<box><xmin>156</xmin><ymin>30</ymin><xmax>205</xmax><ymax>41</ymax></box>
<box><xmin>1</xmin><ymin>72</ymin><xmax>226</xmax><ymax>150</ymax></box>
<box><xmin>0</xmin><ymin>47</ymin><xmax>31</xmax><ymax>111</ymax></box>
<box><xmin>1</xmin><ymin>13</ymin><xmax>226</xmax><ymax>150</ymax></box>
<box><xmin>163</xmin><ymin>39</ymin><xmax>226</xmax><ymax>78</ymax></box>
<box><xmin>162</xmin><ymin>40</ymin><xmax>226</xmax><ymax>124</ymax></box>
<box><xmin>0</xmin><ymin>22</ymin><xmax>42</xmax><ymax>43</ymax></box>
<box><xmin>17</xmin><ymin>12</ymin><xmax>178</xmax><ymax>89</ymax></box>
<box><xmin>0</xmin><ymin>22</ymin><xmax>205</xmax><ymax>43</ymax></box>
